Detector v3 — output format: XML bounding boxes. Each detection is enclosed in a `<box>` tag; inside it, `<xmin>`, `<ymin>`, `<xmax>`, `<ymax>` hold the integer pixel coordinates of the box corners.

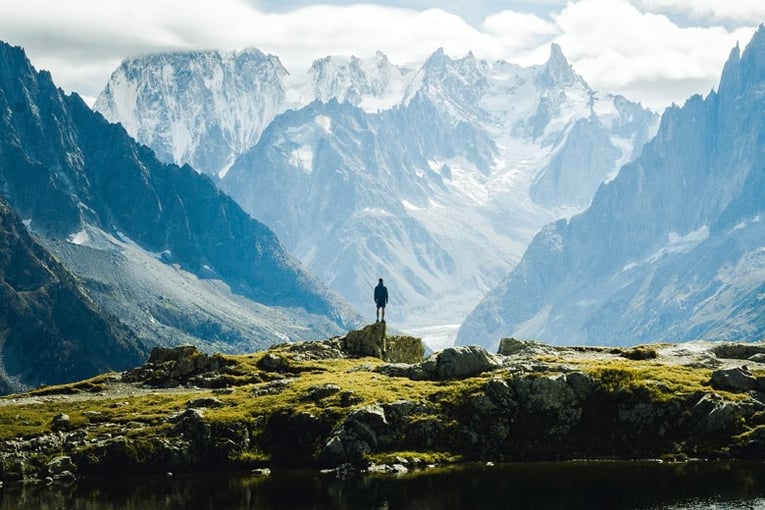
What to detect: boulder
<box><xmin>51</xmin><ymin>413</ymin><xmax>72</xmax><ymax>432</ymax></box>
<box><xmin>711</xmin><ymin>343</ymin><xmax>765</xmax><ymax>360</ymax></box>
<box><xmin>498</xmin><ymin>338</ymin><xmax>548</xmax><ymax>356</ymax></box>
<box><xmin>123</xmin><ymin>345</ymin><xmax>233</xmax><ymax>387</ymax></box>
<box><xmin>343</xmin><ymin>323</ymin><xmax>387</xmax><ymax>359</ymax></box>
<box><xmin>710</xmin><ymin>366</ymin><xmax>757</xmax><ymax>393</ymax></box>
<box><xmin>385</xmin><ymin>335</ymin><xmax>425</xmax><ymax>364</ymax></box>
<box><xmin>510</xmin><ymin>374</ymin><xmax>582</xmax><ymax>437</ymax></box>
<box><xmin>257</xmin><ymin>353</ymin><xmax>288</xmax><ymax>372</ymax></box>
<box><xmin>147</xmin><ymin>345</ymin><xmax>199</xmax><ymax>365</ymax></box>
<box><xmin>321</xmin><ymin>405</ymin><xmax>390</xmax><ymax>466</ymax></box>
<box><xmin>693</xmin><ymin>393</ymin><xmax>749</xmax><ymax>435</ymax></box>
<box><xmin>185</xmin><ymin>397</ymin><xmax>225</xmax><ymax>409</ymax></box>
<box><xmin>45</xmin><ymin>455</ymin><xmax>77</xmax><ymax>481</ymax></box>
<box><xmin>303</xmin><ymin>384</ymin><xmax>341</xmax><ymax>402</ymax></box>
<box><xmin>432</xmin><ymin>346</ymin><xmax>502</xmax><ymax>379</ymax></box>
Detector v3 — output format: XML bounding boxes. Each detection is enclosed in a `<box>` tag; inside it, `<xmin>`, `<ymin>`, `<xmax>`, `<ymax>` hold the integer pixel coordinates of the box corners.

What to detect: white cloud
<box><xmin>0</xmin><ymin>0</ymin><xmax>759</xmax><ymax>110</ymax></box>
<box><xmin>634</xmin><ymin>0</ymin><xmax>765</xmax><ymax>25</ymax></box>
<box><xmin>550</xmin><ymin>0</ymin><xmax>757</xmax><ymax>108</ymax></box>
<box><xmin>481</xmin><ymin>10</ymin><xmax>559</xmax><ymax>61</ymax></box>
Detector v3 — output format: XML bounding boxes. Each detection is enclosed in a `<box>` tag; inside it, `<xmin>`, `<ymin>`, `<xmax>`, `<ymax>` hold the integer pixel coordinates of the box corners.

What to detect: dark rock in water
<box><xmin>45</xmin><ymin>456</ymin><xmax>77</xmax><ymax>482</ymax></box>
<box><xmin>710</xmin><ymin>366</ymin><xmax>757</xmax><ymax>393</ymax></box>
<box><xmin>321</xmin><ymin>404</ymin><xmax>389</xmax><ymax>466</ymax></box>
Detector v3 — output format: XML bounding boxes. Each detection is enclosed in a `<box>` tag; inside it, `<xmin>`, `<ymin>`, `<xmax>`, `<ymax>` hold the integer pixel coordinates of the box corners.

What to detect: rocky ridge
<box><xmin>2</xmin><ymin>325</ymin><xmax>765</xmax><ymax>483</ymax></box>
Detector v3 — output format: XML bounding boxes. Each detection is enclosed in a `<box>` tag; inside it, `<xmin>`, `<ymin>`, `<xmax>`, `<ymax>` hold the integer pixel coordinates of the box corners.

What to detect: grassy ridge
<box><xmin>1</xmin><ymin>339</ymin><xmax>765</xmax><ymax>482</ymax></box>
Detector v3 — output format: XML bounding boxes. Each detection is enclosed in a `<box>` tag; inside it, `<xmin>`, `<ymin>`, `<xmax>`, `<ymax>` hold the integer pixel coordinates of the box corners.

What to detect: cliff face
<box><xmin>458</xmin><ymin>26</ymin><xmax>765</xmax><ymax>349</ymax></box>
<box><xmin>2</xmin><ymin>332</ymin><xmax>765</xmax><ymax>481</ymax></box>
<box><xmin>0</xmin><ymin>197</ymin><xmax>145</xmax><ymax>392</ymax></box>
<box><xmin>0</xmin><ymin>41</ymin><xmax>360</xmax><ymax>360</ymax></box>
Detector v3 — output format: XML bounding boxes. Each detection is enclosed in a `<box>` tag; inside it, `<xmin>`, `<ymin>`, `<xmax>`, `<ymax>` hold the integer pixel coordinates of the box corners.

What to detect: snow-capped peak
<box><xmin>535</xmin><ymin>43</ymin><xmax>582</xmax><ymax>88</ymax></box>
<box><xmin>305</xmin><ymin>51</ymin><xmax>416</xmax><ymax>113</ymax></box>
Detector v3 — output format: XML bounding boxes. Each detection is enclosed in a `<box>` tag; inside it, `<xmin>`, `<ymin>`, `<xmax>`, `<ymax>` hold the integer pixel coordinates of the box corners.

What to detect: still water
<box><xmin>3</xmin><ymin>460</ymin><xmax>765</xmax><ymax>509</ymax></box>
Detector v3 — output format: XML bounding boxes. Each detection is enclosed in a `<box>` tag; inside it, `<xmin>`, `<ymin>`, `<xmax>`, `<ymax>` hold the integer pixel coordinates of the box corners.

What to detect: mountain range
<box><xmin>0</xmin><ymin>41</ymin><xmax>359</xmax><ymax>391</ymax></box>
<box><xmin>95</xmin><ymin>44</ymin><xmax>658</xmax><ymax>345</ymax></box>
<box><xmin>458</xmin><ymin>26</ymin><xmax>765</xmax><ymax>349</ymax></box>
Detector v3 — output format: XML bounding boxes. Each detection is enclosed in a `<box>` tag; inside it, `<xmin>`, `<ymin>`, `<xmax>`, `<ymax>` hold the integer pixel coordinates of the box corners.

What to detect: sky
<box><xmin>0</xmin><ymin>0</ymin><xmax>761</xmax><ymax>111</ymax></box>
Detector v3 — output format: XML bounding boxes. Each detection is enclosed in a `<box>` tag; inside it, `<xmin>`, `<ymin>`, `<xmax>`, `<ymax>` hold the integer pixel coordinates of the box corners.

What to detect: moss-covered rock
<box><xmin>3</xmin><ymin>336</ymin><xmax>765</xmax><ymax>482</ymax></box>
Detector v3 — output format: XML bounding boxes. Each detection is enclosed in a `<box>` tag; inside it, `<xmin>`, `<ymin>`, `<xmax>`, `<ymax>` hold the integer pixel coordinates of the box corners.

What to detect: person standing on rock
<box><xmin>374</xmin><ymin>278</ymin><xmax>388</xmax><ymax>323</ymax></box>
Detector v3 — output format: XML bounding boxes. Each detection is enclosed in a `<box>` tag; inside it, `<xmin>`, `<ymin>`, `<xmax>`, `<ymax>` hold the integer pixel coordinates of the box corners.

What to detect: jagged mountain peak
<box><xmin>536</xmin><ymin>43</ymin><xmax>581</xmax><ymax>88</ymax></box>
<box><xmin>94</xmin><ymin>46</ymin><xmax>289</xmax><ymax>177</ymax></box>
<box><xmin>305</xmin><ymin>50</ymin><xmax>415</xmax><ymax>113</ymax></box>
<box><xmin>422</xmin><ymin>47</ymin><xmax>482</xmax><ymax>73</ymax></box>
<box><xmin>426</xmin><ymin>47</ymin><xmax>448</xmax><ymax>63</ymax></box>
<box><xmin>94</xmin><ymin>41</ymin><xmax>657</xmax><ymax>344</ymax></box>
<box><xmin>458</xmin><ymin>28</ymin><xmax>765</xmax><ymax>348</ymax></box>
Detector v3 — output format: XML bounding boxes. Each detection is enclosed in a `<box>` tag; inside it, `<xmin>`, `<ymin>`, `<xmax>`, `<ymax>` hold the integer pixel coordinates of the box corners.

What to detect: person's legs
<box><xmin>381</xmin><ymin>306</ymin><xmax>385</xmax><ymax>321</ymax></box>
<box><xmin>376</xmin><ymin>304</ymin><xmax>380</xmax><ymax>322</ymax></box>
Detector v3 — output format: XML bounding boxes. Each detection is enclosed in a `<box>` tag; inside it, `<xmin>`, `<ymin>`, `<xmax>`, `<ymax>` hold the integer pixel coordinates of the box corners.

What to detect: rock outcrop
<box><xmin>342</xmin><ymin>322</ymin><xmax>425</xmax><ymax>364</ymax></box>
<box><xmin>4</xmin><ymin>337</ymin><xmax>765</xmax><ymax>483</ymax></box>
<box><xmin>123</xmin><ymin>345</ymin><xmax>239</xmax><ymax>388</ymax></box>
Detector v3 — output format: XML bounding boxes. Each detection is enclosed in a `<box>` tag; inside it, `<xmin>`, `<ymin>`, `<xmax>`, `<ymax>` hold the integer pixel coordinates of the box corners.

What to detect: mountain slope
<box><xmin>0</xmin><ymin>41</ymin><xmax>359</xmax><ymax>358</ymax></box>
<box><xmin>220</xmin><ymin>47</ymin><xmax>657</xmax><ymax>341</ymax></box>
<box><xmin>0</xmin><ymin>196</ymin><xmax>145</xmax><ymax>393</ymax></box>
<box><xmin>457</xmin><ymin>27</ymin><xmax>765</xmax><ymax>349</ymax></box>
<box><xmin>95</xmin><ymin>45</ymin><xmax>657</xmax><ymax>346</ymax></box>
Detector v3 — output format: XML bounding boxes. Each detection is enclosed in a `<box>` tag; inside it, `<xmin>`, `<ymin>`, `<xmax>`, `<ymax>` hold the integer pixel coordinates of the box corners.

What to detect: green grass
<box><xmin>1</xmin><ymin>341</ymin><xmax>760</xmax><ymax>471</ymax></box>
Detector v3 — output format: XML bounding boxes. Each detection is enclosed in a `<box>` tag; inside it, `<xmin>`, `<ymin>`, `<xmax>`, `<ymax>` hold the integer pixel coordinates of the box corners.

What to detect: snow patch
<box><xmin>647</xmin><ymin>226</ymin><xmax>710</xmax><ymax>263</ymax></box>
<box><xmin>356</xmin><ymin>207</ymin><xmax>393</xmax><ymax>218</ymax></box>
<box><xmin>289</xmin><ymin>146</ymin><xmax>314</xmax><ymax>174</ymax></box>
<box><xmin>314</xmin><ymin>115</ymin><xmax>332</xmax><ymax>134</ymax></box>
<box><xmin>401</xmin><ymin>199</ymin><xmax>422</xmax><ymax>211</ymax></box>
<box><xmin>68</xmin><ymin>230</ymin><xmax>90</xmax><ymax>245</ymax></box>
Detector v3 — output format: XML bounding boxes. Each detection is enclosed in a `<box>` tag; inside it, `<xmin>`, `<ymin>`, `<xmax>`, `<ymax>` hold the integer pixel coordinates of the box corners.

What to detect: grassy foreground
<box><xmin>2</xmin><ymin>329</ymin><xmax>765</xmax><ymax>482</ymax></box>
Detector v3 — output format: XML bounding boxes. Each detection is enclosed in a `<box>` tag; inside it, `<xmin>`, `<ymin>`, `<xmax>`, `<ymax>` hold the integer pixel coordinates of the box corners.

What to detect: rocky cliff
<box><xmin>0</xmin><ymin>196</ymin><xmax>145</xmax><ymax>393</ymax></box>
<box><xmin>2</xmin><ymin>328</ymin><xmax>765</xmax><ymax>483</ymax></box>
<box><xmin>458</xmin><ymin>26</ymin><xmax>765</xmax><ymax>349</ymax></box>
<box><xmin>0</xmin><ymin>41</ymin><xmax>360</xmax><ymax>360</ymax></box>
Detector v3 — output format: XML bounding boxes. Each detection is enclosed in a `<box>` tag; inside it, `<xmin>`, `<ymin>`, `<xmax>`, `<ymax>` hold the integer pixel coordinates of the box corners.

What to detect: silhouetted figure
<box><xmin>374</xmin><ymin>278</ymin><xmax>388</xmax><ymax>322</ymax></box>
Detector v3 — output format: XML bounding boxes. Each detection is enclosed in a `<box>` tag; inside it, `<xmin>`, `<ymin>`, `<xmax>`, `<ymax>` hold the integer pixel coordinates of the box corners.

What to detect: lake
<box><xmin>3</xmin><ymin>460</ymin><xmax>765</xmax><ymax>509</ymax></box>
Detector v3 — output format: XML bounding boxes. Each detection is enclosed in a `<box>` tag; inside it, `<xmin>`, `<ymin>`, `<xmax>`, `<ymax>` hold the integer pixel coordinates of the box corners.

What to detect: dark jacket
<box><xmin>374</xmin><ymin>283</ymin><xmax>388</xmax><ymax>305</ymax></box>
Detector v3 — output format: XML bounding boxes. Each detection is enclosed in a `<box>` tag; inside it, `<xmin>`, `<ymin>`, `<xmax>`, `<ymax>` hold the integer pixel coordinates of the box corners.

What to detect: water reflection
<box><xmin>2</xmin><ymin>460</ymin><xmax>765</xmax><ymax>510</ymax></box>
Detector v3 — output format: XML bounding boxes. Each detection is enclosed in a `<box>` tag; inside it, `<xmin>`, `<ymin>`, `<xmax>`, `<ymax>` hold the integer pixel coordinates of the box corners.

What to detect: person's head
<box><xmin>379</xmin><ymin>278</ymin><xmax>383</xmax><ymax>284</ymax></box>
